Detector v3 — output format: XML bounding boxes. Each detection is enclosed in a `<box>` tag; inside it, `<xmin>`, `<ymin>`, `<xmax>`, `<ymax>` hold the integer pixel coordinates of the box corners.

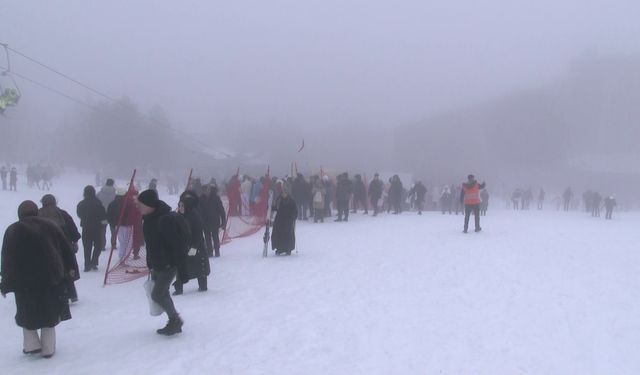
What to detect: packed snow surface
<box><xmin>1</xmin><ymin>172</ymin><xmax>639</xmax><ymax>375</ymax></box>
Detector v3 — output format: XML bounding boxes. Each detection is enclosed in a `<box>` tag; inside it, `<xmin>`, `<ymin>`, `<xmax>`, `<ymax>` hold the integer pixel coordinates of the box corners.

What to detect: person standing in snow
<box><xmin>135</xmin><ymin>189</ymin><xmax>186</xmax><ymax>335</ymax></box>
<box><xmin>38</xmin><ymin>194</ymin><xmax>82</xmax><ymax>303</ymax></box>
<box><xmin>1</xmin><ymin>165</ymin><xmax>7</xmax><ymax>190</ymax></box>
<box><xmin>173</xmin><ymin>191</ymin><xmax>209</xmax><ymax>294</ymax></box>
<box><xmin>311</xmin><ymin>177</ymin><xmax>326</xmax><ymax>223</ymax></box>
<box><xmin>389</xmin><ymin>175</ymin><xmax>403</xmax><ymax>214</ymax></box>
<box><xmin>480</xmin><ymin>189</ymin><xmax>489</xmax><ymax>216</ymax></box>
<box><xmin>1</xmin><ymin>200</ymin><xmax>79</xmax><ymax>358</ymax></box>
<box><xmin>368</xmin><ymin>173</ymin><xmax>383</xmax><ymax>216</ymax></box>
<box><xmin>9</xmin><ymin>166</ymin><xmax>17</xmax><ymax>191</ymax></box>
<box><xmin>76</xmin><ymin>185</ymin><xmax>107</xmax><ymax>272</ymax></box>
<box><xmin>563</xmin><ymin>187</ymin><xmax>573</xmax><ymax>212</ymax></box>
<box><xmin>440</xmin><ymin>186</ymin><xmax>452</xmax><ymax>214</ymax></box>
<box><xmin>410</xmin><ymin>181</ymin><xmax>427</xmax><ymax>215</ymax></box>
<box><xmin>537</xmin><ymin>188</ymin><xmax>545</xmax><ymax>210</ymax></box>
<box><xmin>604</xmin><ymin>195</ymin><xmax>616</xmax><ymax>220</ymax></box>
<box><xmin>199</xmin><ymin>184</ymin><xmax>227</xmax><ymax>258</ymax></box>
<box><xmin>97</xmin><ymin>178</ymin><xmax>116</xmax><ymax>252</ymax></box>
<box><xmin>335</xmin><ymin>173</ymin><xmax>353</xmax><ymax>222</ymax></box>
<box><xmin>460</xmin><ymin>174</ymin><xmax>486</xmax><ymax>233</ymax></box>
<box><xmin>352</xmin><ymin>174</ymin><xmax>368</xmax><ymax>214</ymax></box>
<box><xmin>292</xmin><ymin>173</ymin><xmax>309</xmax><ymax>221</ymax></box>
<box><xmin>107</xmin><ymin>188</ymin><xmax>144</xmax><ymax>260</ymax></box>
<box><xmin>270</xmin><ymin>183</ymin><xmax>298</xmax><ymax>255</ymax></box>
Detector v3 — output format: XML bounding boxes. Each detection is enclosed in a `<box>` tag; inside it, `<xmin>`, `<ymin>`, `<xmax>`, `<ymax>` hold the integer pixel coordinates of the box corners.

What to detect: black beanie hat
<box><xmin>138</xmin><ymin>189</ymin><xmax>159</xmax><ymax>208</ymax></box>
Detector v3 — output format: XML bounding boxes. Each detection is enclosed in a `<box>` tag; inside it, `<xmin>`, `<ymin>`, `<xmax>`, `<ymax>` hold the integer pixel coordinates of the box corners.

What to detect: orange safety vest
<box><xmin>462</xmin><ymin>183</ymin><xmax>481</xmax><ymax>205</ymax></box>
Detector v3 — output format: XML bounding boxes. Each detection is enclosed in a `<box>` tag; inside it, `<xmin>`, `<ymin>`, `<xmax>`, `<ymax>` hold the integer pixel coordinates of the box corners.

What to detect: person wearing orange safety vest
<box><xmin>459</xmin><ymin>174</ymin><xmax>486</xmax><ymax>233</ymax></box>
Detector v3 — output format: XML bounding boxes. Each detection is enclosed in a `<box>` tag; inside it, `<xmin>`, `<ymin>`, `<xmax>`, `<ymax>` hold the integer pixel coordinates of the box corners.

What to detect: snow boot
<box><xmin>157</xmin><ymin>316</ymin><xmax>183</xmax><ymax>336</ymax></box>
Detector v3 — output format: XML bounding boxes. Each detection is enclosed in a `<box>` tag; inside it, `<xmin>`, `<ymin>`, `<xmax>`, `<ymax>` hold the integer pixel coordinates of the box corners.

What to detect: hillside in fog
<box><xmin>394</xmin><ymin>55</ymin><xmax>640</xmax><ymax>196</ymax></box>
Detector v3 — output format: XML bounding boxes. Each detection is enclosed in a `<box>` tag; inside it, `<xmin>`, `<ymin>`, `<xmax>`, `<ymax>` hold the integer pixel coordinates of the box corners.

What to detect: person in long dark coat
<box><xmin>38</xmin><ymin>194</ymin><xmax>82</xmax><ymax>303</ymax></box>
<box><xmin>270</xmin><ymin>184</ymin><xmax>298</xmax><ymax>255</ymax></box>
<box><xmin>411</xmin><ymin>181</ymin><xmax>427</xmax><ymax>215</ymax></box>
<box><xmin>1</xmin><ymin>200</ymin><xmax>79</xmax><ymax>358</ymax></box>
<box><xmin>199</xmin><ymin>185</ymin><xmax>227</xmax><ymax>258</ymax></box>
<box><xmin>173</xmin><ymin>191</ymin><xmax>210</xmax><ymax>294</ymax></box>
<box><xmin>76</xmin><ymin>185</ymin><xmax>107</xmax><ymax>271</ymax></box>
<box><xmin>368</xmin><ymin>173</ymin><xmax>383</xmax><ymax>216</ymax></box>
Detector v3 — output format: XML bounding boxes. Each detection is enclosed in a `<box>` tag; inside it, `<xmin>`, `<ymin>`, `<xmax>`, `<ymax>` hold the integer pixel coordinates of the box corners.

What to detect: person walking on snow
<box><xmin>135</xmin><ymin>189</ymin><xmax>187</xmax><ymax>336</ymax></box>
<box><xmin>1</xmin><ymin>200</ymin><xmax>79</xmax><ymax>358</ymax></box>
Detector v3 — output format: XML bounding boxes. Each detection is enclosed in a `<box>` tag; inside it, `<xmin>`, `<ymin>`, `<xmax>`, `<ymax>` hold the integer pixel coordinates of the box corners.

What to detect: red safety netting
<box><xmin>221</xmin><ymin>173</ymin><xmax>270</xmax><ymax>244</ymax></box>
<box><xmin>104</xmin><ymin>169</ymin><xmax>270</xmax><ymax>285</ymax></box>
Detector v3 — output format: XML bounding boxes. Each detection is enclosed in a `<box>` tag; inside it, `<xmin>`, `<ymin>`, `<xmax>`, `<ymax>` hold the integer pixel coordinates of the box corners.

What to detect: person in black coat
<box><xmin>389</xmin><ymin>175</ymin><xmax>403</xmax><ymax>214</ymax></box>
<box><xmin>199</xmin><ymin>185</ymin><xmax>227</xmax><ymax>257</ymax></box>
<box><xmin>335</xmin><ymin>173</ymin><xmax>353</xmax><ymax>222</ymax></box>
<box><xmin>0</xmin><ymin>165</ymin><xmax>7</xmax><ymax>190</ymax></box>
<box><xmin>292</xmin><ymin>173</ymin><xmax>309</xmax><ymax>220</ymax></box>
<box><xmin>135</xmin><ymin>189</ymin><xmax>186</xmax><ymax>336</ymax></box>
<box><xmin>352</xmin><ymin>174</ymin><xmax>368</xmax><ymax>214</ymax></box>
<box><xmin>368</xmin><ymin>173</ymin><xmax>383</xmax><ymax>216</ymax></box>
<box><xmin>76</xmin><ymin>185</ymin><xmax>107</xmax><ymax>271</ymax></box>
<box><xmin>173</xmin><ymin>191</ymin><xmax>210</xmax><ymax>294</ymax></box>
<box><xmin>270</xmin><ymin>184</ymin><xmax>298</xmax><ymax>255</ymax></box>
<box><xmin>480</xmin><ymin>189</ymin><xmax>489</xmax><ymax>216</ymax></box>
<box><xmin>411</xmin><ymin>181</ymin><xmax>427</xmax><ymax>215</ymax></box>
<box><xmin>1</xmin><ymin>200</ymin><xmax>79</xmax><ymax>358</ymax></box>
<box><xmin>38</xmin><ymin>194</ymin><xmax>81</xmax><ymax>303</ymax></box>
<box><xmin>604</xmin><ymin>195</ymin><xmax>616</xmax><ymax>220</ymax></box>
<box><xmin>9</xmin><ymin>166</ymin><xmax>17</xmax><ymax>191</ymax></box>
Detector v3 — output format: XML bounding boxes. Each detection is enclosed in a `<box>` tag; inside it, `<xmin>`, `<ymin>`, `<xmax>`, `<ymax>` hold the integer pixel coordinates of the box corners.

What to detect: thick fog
<box><xmin>1</xmin><ymin>1</ymin><xmax>640</xmax><ymax>204</ymax></box>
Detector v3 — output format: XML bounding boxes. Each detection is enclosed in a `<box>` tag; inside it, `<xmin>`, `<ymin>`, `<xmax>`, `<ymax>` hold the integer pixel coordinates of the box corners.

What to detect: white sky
<box><xmin>1</xmin><ymin>0</ymin><xmax>639</xmax><ymax>131</ymax></box>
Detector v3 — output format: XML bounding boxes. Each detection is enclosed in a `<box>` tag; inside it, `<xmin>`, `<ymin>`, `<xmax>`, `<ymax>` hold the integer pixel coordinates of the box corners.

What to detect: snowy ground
<box><xmin>1</xmin><ymin>172</ymin><xmax>640</xmax><ymax>375</ymax></box>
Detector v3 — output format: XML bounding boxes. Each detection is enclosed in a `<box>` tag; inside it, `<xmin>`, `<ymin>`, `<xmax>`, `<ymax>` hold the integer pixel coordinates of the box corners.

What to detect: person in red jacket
<box><xmin>460</xmin><ymin>174</ymin><xmax>486</xmax><ymax>233</ymax></box>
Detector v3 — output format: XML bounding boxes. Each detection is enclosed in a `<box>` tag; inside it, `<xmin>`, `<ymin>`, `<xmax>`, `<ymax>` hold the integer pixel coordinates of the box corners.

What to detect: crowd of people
<box><xmin>1</xmin><ymin>164</ymin><xmax>58</xmax><ymax>192</ymax></box>
<box><xmin>0</xmin><ymin>165</ymin><xmax>18</xmax><ymax>191</ymax></box>
<box><xmin>0</xmin><ymin>165</ymin><xmax>623</xmax><ymax>358</ymax></box>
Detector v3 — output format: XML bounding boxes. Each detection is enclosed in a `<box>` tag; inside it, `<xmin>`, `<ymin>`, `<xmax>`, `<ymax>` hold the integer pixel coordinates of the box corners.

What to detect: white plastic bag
<box><xmin>144</xmin><ymin>277</ymin><xmax>164</xmax><ymax>316</ymax></box>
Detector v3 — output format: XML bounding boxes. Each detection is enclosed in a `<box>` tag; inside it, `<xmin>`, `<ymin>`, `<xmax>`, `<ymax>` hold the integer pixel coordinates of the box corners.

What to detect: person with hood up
<box><xmin>1</xmin><ymin>200</ymin><xmax>79</xmax><ymax>358</ymax></box>
<box><xmin>38</xmin><ymin>194</ymin><xmax>81</xmax><ymax>303</ymax></box>
<box><xmin>76</xmin><ymin>185</ymin><xmax>107</xmax><ymax>271</ymax></box>
<box><xmin>173</xmin><ymin>191</ymin><xmax>210</xmax><ymax>294</ymax></box>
